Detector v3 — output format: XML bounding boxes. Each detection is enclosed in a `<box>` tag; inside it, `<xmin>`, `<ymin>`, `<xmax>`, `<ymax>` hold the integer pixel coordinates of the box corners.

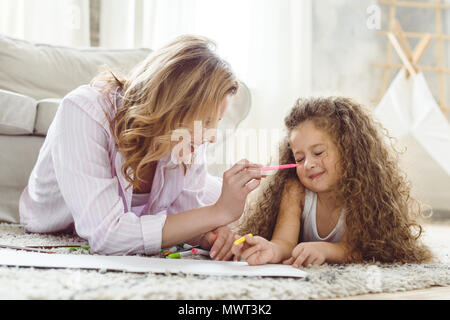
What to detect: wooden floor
<box><xmin>329</xmin><ymin>221</ymin><xmax>450</xmax><ymax>300</ymax></box>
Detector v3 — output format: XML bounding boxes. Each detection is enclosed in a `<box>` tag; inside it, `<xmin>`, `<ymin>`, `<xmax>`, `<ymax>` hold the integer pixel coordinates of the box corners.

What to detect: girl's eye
<box><xmin>315</xmin><ymin>151</ymin><xmax>324</xmax><ymax>156</ymax></box>
<box><xmin>295</xmin><ymin>158</ymin><xmax>304</xmax><ymax>163</ymax></box>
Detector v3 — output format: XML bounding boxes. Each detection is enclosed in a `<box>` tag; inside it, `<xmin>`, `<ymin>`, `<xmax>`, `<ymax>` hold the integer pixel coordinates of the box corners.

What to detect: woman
<box><xmin>19</xmin><ymin>35</ymin><xmax>264</xmax><ymax>260</ymax></box>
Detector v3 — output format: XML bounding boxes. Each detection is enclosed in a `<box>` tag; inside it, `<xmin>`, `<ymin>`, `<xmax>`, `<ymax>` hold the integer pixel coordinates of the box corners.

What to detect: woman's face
<box><xmin>289</xmin><ymin>120</ymin><xmax>342</xmax><ymax>193</ymax></box>
<box><xmin>171</xmin><ymin>95</ymin><xmax>231</xmax><ymax>161</ymax></box>
<box><xmin>194</xmin><ymin>95</ymin><xmax>230</xmax><ymax>146</ymax></box>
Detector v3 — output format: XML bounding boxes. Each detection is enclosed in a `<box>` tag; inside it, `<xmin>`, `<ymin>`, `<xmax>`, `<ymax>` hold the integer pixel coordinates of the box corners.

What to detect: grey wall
<box><xmin>311</xmin><ymin>0</ymin><xmax>450</xmax><ymax>113</ymax></box>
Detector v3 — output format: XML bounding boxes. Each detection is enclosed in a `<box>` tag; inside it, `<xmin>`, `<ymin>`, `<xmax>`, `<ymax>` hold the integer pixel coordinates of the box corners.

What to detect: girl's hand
<box><xmin>231</xmin><ymin>234</ymin><xmax>275</xmax><ymax>265</ymax></box>
<box><xmin>198</xmin><ymin>225</ymin><xmax>236</xmax><ymax>261</ymax></box>
<box><xmin>282</xmin><ymin>242</ymin><xmax>326</xmax><ymax>267</ymax></box>
<box><xmin>214</xmin><ymin>159</ymin><xmax>265</xmax><ymax>224</ymax></box>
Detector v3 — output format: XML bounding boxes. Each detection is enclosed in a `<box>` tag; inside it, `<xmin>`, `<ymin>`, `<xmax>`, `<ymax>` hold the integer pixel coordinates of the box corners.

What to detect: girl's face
<box><xmin>289</xmin><ymin>120</ymin><xmax>342</xmax><ymax>193</ymax></box>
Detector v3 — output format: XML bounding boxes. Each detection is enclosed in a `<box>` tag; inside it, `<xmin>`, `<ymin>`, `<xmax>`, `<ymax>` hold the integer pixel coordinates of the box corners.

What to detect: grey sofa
<box><xmin>0</xmin><ymin>35</ymin><xmax>251</xmax><ymax>223</ymax></box>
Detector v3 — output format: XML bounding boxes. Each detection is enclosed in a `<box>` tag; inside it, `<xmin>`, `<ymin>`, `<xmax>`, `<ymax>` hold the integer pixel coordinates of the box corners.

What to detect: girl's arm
<box><xmin>315</xmin><ymin>240</ymin><xmax>350</xmax><ymax>264</ymax></box>
<box><xmin>283</xmin><ymin>233</ymin><xmax>351</xmax><ymax>267</ymax></box>
<box><xmin>268</xmin><ymin>177</ymin><xmax>305</xmax><ymax>263</ymax></box>
<box><xmin>318</xmin><ymin>229</ymin><xmax>352</xmax><ymax>264</ymax></box>
<box><xmin>231</xmin><ymin>177</ymin><xmax>305</xmax><ymax>265</ymax></box>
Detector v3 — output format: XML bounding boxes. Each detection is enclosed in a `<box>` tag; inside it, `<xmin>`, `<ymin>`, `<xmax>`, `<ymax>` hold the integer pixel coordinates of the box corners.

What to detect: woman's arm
<box><xmin>51</xmin><ymin>98</ymin><xmax>181</xmax><ymax>255</ymax></box>
<box><xmin>162</xmin><ymin>160</ymin><xmax>265</xmax><ymax>249</ymax></box>
<box><xmin>51</xmin><ymin>97</ymin><xmax>263</xmax><ymax>256</ymax></box>
<box><xmin>161</xmin><ymin>204</ymin><xmax>226</xmax><ymax>248</ymax></box>
<box><xmin>268</xmin><ymin>177</ymin><xmax>305</xmax><ymax>263</ymax></box>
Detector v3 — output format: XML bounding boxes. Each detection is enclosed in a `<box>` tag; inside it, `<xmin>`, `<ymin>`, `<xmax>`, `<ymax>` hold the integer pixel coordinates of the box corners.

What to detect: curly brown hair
<box><xmin>238</xmin><ymin>96</ymin><xmax>434</xmax><ymax>264</ymax></box>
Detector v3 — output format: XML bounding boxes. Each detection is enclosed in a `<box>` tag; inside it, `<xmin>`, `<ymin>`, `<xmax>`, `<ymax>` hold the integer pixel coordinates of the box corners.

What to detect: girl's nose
<box><xmin>304</xmin><ymin>157</ymin><xmax>316</xmax><ymax>170</ymax></box>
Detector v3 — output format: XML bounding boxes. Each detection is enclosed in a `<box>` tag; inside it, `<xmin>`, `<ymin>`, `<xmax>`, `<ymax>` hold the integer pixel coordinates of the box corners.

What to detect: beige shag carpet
<box><xmin>0</xmin><ymin>222</ymin><xmax>449</xmax><ymax>300</ymax></box>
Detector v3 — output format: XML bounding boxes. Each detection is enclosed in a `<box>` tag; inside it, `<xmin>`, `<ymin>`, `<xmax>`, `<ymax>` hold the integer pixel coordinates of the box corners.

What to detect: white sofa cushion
<box><xmin>0</xmin><ymin>89</ymin><xmax>37</xmax><ymax>135</ymax></box>
<box><xmin>35</xmin><ymin>99</ymin><xmax>61</xmax><ymax>136</ymax></box>
<box><xmin>0</xmin><ymin>35</ymin><xmax>151</xmax><ymax>100</ymax></box>
<box><xmin>0</xmin><ymin>135</ymin><xmax>44</xmax><ymax>188</ymax></box>
<box><xmin>0</xmin><ymin>135</ymin><xmax>44</xmax><ymax>223</ymax></box>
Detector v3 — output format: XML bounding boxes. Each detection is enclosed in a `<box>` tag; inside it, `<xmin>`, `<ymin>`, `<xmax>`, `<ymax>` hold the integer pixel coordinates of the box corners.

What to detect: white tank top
<box><xmin>300</xmin><ymin>189</ymin><xmax>346</xmax><ymax>243</ymax></box>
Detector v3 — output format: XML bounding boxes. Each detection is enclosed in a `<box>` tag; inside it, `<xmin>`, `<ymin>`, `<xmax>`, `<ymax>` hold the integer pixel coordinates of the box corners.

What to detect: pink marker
<box><xmin>261</xmin><ymin>163</ymin><xmax>299</xmax><ymax>171</ymax></box>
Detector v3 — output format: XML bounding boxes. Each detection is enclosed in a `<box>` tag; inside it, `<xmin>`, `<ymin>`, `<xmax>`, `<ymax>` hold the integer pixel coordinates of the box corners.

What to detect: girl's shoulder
<box><xmin>284</xmin><ymin>176</ymin><xmax>305</xmax><ymax>194</ymax></box>
<box><xmin>283</xmin><ymin>177</ymin><xmax>306</xmax><ymax>211</ymax></box>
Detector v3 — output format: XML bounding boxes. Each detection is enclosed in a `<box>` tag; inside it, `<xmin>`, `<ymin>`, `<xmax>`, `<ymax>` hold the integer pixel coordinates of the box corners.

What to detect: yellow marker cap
<box><xmin>233</xmin><ymin>233</ymin><xmax>253</xmax><ymax>245</ymax></box>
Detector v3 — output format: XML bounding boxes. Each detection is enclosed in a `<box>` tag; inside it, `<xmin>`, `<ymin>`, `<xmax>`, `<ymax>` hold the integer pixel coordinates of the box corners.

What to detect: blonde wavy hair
<box><xmin>91</xmin><ymin>35</ymin><xmax>238</xmax><ymax>190</ymax></box>
<box><xmin>238</xmin><ymin>96</ymin><xmax>434</xmax><ymax>264</ymax></box>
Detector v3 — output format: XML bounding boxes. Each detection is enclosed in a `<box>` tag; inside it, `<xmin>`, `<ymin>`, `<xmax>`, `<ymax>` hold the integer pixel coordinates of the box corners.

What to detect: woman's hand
<box><xmin>214</xmin><ymin>159</ymin><xmax>265</xmax><ymax>224</ymax></box>
<box><xmin>282</xmin><ymin>242</ymin><xmax>326</xmax><ymax>267</ymax></box>
<box><xmin>198</xmin><ymin>225</ymin><xmax>237</xmax><ymax>261</ymax></box>
<box><xmin>231</xmin><ymin>234</ymin><xmax>275</xmax><ymax>265</ymax></box>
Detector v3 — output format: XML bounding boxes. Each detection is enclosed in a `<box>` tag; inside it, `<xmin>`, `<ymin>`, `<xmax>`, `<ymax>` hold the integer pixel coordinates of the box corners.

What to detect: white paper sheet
<box><xmin>0</xmin><ymin>250</ymin><xmax>308</xmax><ymax>278</ymax></box>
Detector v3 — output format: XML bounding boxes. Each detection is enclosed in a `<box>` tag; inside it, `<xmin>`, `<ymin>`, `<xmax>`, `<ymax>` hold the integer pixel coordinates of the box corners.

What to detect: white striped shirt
<box><xmin>19</xmin><ymin>84</ymin><xmax>222</xmax><ymax>255</ymax></box>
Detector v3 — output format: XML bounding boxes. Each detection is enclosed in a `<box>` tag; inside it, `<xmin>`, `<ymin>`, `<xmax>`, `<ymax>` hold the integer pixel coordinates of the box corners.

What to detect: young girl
<box><xmin>19</xmin><ymin>35</ymin><xmax>265</xmax><ymax>259</ymax></box>
<box><xmin>232</xmin><ymin>96</ymin><xmax>434</xmax><ymax>267</ymax></box>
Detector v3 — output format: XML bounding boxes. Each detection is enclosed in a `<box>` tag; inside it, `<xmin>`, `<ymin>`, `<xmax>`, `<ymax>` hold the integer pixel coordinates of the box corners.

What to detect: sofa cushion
<box><xmin>0</xmin><ymin>135</ymin><xmax>45</xmax><ymax>223</ymax></box>
<box><xmin>0</xmin><ymin>35</ymin><xmax>151</xmax><ymax>100</ymax></box>
<box><xmin>0</xmin><ymin>135</ymin><xmax>44</xmax><ymax>188</ymax></box>
<box><xmin>0</xmin><ymin>89</ymin><xmax>37</xmax><ymax>135</ymax></box>
<box><xmin>35</xmin><ymin>99</ymin><xmax>61</xmax><ymax>136</ymax></box>
<box><xmin>0</xmin><ymin>186</ymin><xmax>26</xmax><ymax>223</ymax></box>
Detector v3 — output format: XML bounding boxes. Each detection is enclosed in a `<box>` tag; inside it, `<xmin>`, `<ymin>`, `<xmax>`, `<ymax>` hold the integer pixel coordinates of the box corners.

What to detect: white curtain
<box><xmin>0</xmin><ymin>0</ymin><xmax>90</xmax><ymax>46</ymax></box>
<box><xmin>100</xmin><ymin>0</ymin><xmax>311</xmax><ymax>163</ymax></box>
<box><xmin>0</xmin><ymin>0</ymin><xmax>312</xmax><ymax>161</ymax></box>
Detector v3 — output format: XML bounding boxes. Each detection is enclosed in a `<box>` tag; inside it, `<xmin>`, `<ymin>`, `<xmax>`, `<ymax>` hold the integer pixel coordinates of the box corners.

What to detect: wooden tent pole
<box><xmin>387</xmin><ymin>32</ymin><xmax>418</xmax><ymax>76</ymax></box>
<box><xmin>393</xmin><ymin>19</ymin><xmax>414</xmax><ymax>76</ymax></box>
<box><xmin>375</xmin><ymin>0</ymin><xmax>449</xmax><ymax>112</ymax></box>
<box><xmin>412</xmin><ymin>34</ymin><xmax>432</xmax><ymax>65</ymax></box>
<box><xmin>393</xmin><ymin>20</ymin><xmax>413</xmax><ymax>59</ymax></box>
<box><xmin>379</xmin><ymin>0</ymin><xmax>450</xmax><ymax>9</ymax></box>
<box><xmin>378</xmin><ymin>30</ymin><xmax>450</xmax><ymax>41</ymax></box>
<box><xmin>374</xmin><ymin>62</ymin><xmax>449</xmax><ymax>73</ymax></box>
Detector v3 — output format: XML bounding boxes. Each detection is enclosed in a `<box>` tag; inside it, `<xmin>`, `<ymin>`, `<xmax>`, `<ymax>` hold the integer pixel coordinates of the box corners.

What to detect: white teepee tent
<box><xmin>374</xmin><ymin>26</ymin><xmax>450</xmax><ymax>214</ymax></box>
